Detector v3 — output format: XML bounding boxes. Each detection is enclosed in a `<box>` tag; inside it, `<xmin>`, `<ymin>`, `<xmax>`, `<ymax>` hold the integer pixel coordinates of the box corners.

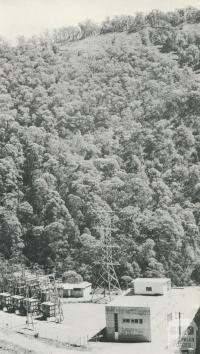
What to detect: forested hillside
<box><xmin>1</xmin><ymin>7</ymin><xmax>200</xmax><ymax>286</ymax></box>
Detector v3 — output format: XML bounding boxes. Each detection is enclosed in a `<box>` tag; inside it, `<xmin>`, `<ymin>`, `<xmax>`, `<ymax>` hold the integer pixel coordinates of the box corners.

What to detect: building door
<box><xmin>114</xmin><ymin>313</ymin><xmax>118</xmax><ymax>340</ymax></box>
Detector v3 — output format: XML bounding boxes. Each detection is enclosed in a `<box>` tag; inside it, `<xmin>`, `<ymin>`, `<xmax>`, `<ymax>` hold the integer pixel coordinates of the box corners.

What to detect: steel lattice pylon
<box><xmin>92</xmin><ymin>216</ymin><xmax>121</xmax><ymax>303</ymax></box>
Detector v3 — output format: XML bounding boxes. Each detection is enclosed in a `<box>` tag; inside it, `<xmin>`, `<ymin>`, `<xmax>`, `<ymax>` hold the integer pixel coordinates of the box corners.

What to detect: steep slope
<box><xmin>0</xmin><ymin>27</ymin><xmax>200</xmax><ymax>285</ymax></box>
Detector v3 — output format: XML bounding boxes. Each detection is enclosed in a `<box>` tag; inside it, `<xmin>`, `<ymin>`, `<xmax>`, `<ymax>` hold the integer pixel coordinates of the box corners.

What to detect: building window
<box><xmin>131</xmin><ymin>319</ymin><xmax>143</xmax><ymax>324</ymax></box>
<box><xmin>123</xmin><ymin>319</ymin><xmax>130</xmax><ymax>323</ymax></box>
<box><xmin>146</xmin><ymin>287</ymin><xmax>152</xmax><ymax>291</ymax></box>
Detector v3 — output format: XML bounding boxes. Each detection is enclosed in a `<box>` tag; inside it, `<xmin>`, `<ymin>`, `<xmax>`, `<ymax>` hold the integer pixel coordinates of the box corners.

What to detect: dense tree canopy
<box><xmin>1</xmin><ymin>8</ymin><xmax>200</xmax><ymax>286</ymax></box>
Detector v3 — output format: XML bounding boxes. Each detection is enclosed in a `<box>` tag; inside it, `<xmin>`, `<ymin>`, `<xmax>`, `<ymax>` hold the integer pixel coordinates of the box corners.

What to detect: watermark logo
<box><xmin>167</xmin><ymin>316</ymin><xmax>197</xmax><ymax>354</ymax></box>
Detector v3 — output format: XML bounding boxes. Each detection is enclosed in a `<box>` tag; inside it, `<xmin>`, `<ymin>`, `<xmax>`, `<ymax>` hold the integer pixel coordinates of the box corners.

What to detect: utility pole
<box><xmin>177</xmin><ymin>311</ymin><xmax>183</xmax><ymax>349</ymax></box>
<box><xmin>179</xmin><ymin>312</ymin><xmax>181</xmax><ymax>341</ymax></box>
<box><xmin>92</xmin><ymin>213</ymin><xmax>121</xmax><ymax>303</ymax></box>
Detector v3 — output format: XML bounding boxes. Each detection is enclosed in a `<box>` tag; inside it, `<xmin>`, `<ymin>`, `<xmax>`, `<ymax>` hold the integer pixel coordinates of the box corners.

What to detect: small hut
<box><xmin>62</xmin><ymin>282</ymin><xmax>92</xmax><ymax>298</ymax></box>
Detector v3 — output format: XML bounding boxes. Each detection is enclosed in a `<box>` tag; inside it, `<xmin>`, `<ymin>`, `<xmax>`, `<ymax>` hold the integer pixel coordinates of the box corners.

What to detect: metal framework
<box><xmin>25</xmin><ymin>286</ymin><xmax>35</xmax><ymax>332</ymax></box>
<box><xmin>49</xmin><ymin>276</ymin><xmax>64</xmax><ymax>323</ymax></box>
<box><xmin>1</xmin><ymin>267</ymin><xmax>64</xmax><ymax>324</ymax></box>
<box><xmin>92</xmin><ymin>214</ymin><xmax>121</xmax><ymax>303</ymax></box>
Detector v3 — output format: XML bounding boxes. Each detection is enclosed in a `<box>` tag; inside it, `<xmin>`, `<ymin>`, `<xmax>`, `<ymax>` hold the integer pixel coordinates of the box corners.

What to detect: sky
<box><xmin>0</xmin><ymin>0</ymin><xmax>199</xmax><ymax>41</ymax></box>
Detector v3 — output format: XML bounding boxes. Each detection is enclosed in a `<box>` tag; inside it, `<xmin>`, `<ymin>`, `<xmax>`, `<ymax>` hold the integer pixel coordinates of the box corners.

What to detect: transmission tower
<box><xmin>92</xmin><ymin>214</ymin><xmax>121</xmax><ymax>303</ymax></box>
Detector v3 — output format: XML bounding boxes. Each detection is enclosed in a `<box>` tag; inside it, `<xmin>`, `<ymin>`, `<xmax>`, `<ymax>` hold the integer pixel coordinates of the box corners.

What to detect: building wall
<box><xmin>106</xmin><ymin>306</ymin><xmax>151</xmax><ymax>342</ymax></box>
<box><xmin>72</xmin><ymin>288</ymin><xmax>82</xmax><ymax>297</ymax></box>
<box><xmin>63</xmin><ymin>289</ymin><xmax>72</xmax><ymax>297</ymax></box>
<box><xmin>134</xmin><ymin>280</ymin><xmax>171</xmax><ymax>295</ymax></box>
<box><xmin>163</xmin><ymin>280</ymin><xmax>171</xmax><ymax>294</ymax></box>
<box><xmin>63</xmin><ymin>286</ymin><xmax>91</xmax><ymax>298</ymax></box>
<box><xmin>72</xmin><ymin>286</ymin><xmax>91</xmax><ymax>297</ymax></box>
<box><xmin>82</xmin><ymin>285</ymin><xmax>91</xmax><ymax>297</ymax></box>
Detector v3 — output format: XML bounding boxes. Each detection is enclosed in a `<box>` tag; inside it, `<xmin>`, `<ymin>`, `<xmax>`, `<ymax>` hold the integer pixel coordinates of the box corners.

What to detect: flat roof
<box><xmin>134</xmin><ymin>278</ymin><xmax>170</xmax><ymax>283</ymax></box>
<box><xmin>0</xmin><ymin>293</ymin><xmax>11</xmax><ymax>297</ymax></box>
<box><xmin>106</xmin><ymin>287</ymin><xmax>200</xmax><ymax>319</ymax></box>
<box><xmin>62</xmin><ymin>283</ymin><xmax>74</xmax><ymax>289</ymax></box>
<box><xmin>106</xmin><ymin>293</ymin><xmax>167</xmax><ymax>310</ymax></box>
<box><xmin>62</xmin><ymin>282</ymin><xmax>91</xmax><ymax>289</ymax></box>
<box><xmin>73</xmin><ymin>282</ymin><xmax>91</xmax><ymax>289</ymax></box>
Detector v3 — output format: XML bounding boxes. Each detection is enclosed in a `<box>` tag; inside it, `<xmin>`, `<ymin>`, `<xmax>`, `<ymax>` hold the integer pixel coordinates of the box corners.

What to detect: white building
<box><xmin>133</xmin><ymin>278</ymin><xmax>171</xmax><ymax>295</ymax></box>
<box><xmin>106</xmin><ymin>292</ymin><xmax>172</xmax><ymax>342</ymax></box>
<box><xmin>62</xmin><ymin>282</ymin><xmax>92</xmax><ymax>298</ymax></box>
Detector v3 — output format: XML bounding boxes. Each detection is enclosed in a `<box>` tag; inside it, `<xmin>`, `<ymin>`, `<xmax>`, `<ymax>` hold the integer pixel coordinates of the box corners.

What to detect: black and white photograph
<box><xmin>0</xmin><ymin>0</ymin><xmax>200</xmax><ymax>353</ymax></box>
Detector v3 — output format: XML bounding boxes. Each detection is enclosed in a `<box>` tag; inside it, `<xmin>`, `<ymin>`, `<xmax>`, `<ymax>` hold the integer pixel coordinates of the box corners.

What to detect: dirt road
<box><xmin>0</xmin><ymin>328</ymin><xmax>87</xmax><ymax>354</ymax></box>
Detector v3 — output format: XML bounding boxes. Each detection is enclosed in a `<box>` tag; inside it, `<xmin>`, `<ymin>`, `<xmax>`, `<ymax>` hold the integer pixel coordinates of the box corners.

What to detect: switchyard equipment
<box><xmin>40</xmin><ymin>288</ymin><xmax>51</xmax><ymax>302</ymax></box>
<box><xmin>41</xmin><ymin>301</ymin><xmax>56</xmax><ymax>320</ymax></box>
<box><xmin>6</xmin><ymin>270</ymin><xmax>39</xmax><ymax>297</ymax></box>
<box><xmin>0</xmin><ymin>267</ymin><xmax>64</xmax><ymax>325</ymax></box>
<box><xmin>6</xmin><ymin>269</ymin><xmax>53</xmax><ymax>298</ymax></box>
<box><xmin>50</xmin><ymin>277</ymin><xmax>64</xmax><ymax>323</ymax></box>
<box><xmin>92</xmin><ymin>212</ymin><xmax>121</xmax><ymax>303</ymax></box>
<box><xmin>0</xmin><ymin>292</ymin><xmax>12</xmax><ymax>311</ymax></box>
<box><xmin>39</xmin><ymin>276</ymin><xmax>64</xmax><ymax>322</ymax></box>
<box><xmin>23</xmin><ymin>285</ymin><xmax>39</xmax><ymax>333</ymax></box>
<box><xmin>11</xmin><ymin>295</ymin><xmax>24</xmax><ymax>314</ymax></box>
<box><xmin>23</xmin><ymin>298</ymin><xmax>39</xmax><ymax>315</ymax></box>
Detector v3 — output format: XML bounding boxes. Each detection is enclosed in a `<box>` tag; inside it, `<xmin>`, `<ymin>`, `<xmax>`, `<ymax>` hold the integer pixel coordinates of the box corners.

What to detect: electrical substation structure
<box><xmin>0</xmin><ymin>266</ymin><xmax>64</xmax><ymax>331</ymax></box>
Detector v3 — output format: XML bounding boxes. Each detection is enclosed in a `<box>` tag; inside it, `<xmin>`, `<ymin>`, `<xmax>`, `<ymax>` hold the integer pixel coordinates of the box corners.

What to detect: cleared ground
<box><xmin>0</xmin><ymin>302</ymin><xmax>105</xmax><ymax>347</ymax></box>
<box><xmin>0</xmin><ymin>287</ymin><xmax>199</xmax><ymax>354</ymax></box>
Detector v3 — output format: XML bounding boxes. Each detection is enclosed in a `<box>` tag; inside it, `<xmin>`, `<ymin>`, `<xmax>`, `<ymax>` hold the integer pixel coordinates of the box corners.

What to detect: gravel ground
<box><xmin>0</xmin><ymin>340</ymin><xmax>36</xmax><ymax>353</ymax></box>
